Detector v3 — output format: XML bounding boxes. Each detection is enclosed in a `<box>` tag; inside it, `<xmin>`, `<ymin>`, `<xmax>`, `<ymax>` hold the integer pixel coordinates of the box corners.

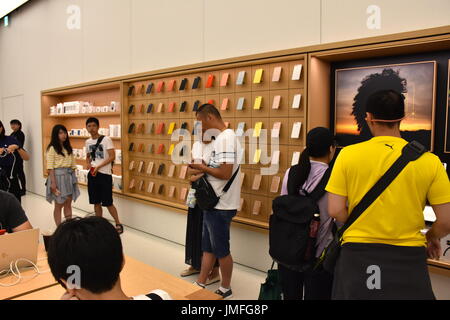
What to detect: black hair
<box><xmin>47</xmin><ymin>216</ymin><xmax>124</xmax><ymax>294</ymax></box>
<box><xmin>0</xmin><ymin>121</ymin><xmax>5</xmax><ymax>139</ymax></box>
<box><xmin>366</xmin><ymin>89</ymin><xmax>405</xmax><ymax>128</ymax></box>
<box><xmin>352</xmin><ymin>68</ymin><xmax>406</xmax><ymax>137</ymax></box>
<box><xmin>291</xmin><ymin>127</ymin><xmax>335</xmax><ymax>193</ymax></box>
<box><xmin>47</xmin><ymin>124</ymin><xmax>73</xmax><ymax>156</ymax></box>
<box><xmin>196</xmin><ymin>103</ymin><xmax>222</xmax><ymax>120</ymax></box>
<box><xmin>10</xmin><ymin>119</ymin><xmax>22</xmax><ymax>130</ymax></box>
<box><xmin>86</xmin><ymin>117</ymin><xmax>100</xmax><ymax>127</ymax></box>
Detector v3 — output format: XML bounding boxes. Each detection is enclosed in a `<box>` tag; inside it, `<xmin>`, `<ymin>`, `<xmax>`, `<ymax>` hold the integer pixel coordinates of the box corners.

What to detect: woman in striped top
<box><xmin>46</xmin><ymin>124</ymin><xmax>80</xmax><ymax>226</ymax></box>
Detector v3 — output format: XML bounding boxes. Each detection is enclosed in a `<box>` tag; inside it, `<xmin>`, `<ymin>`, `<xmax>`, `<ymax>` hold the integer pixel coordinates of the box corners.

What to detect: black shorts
<box><xmin>87</xmin><ymin>172</ymin><xmax>113</xmax><ymax>207</ymax></box>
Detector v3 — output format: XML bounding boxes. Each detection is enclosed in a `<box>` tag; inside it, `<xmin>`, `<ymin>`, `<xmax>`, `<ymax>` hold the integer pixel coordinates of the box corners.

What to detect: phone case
<box><xmin>236</xmin><ymin>70</ymin><xmax>246</xmax><ymax>85</ymax></box>
<box><xmin>181</xmin><ymin>122</ymin><xmax>188</xmax><ymax>130</ymax></box>
<box><xmin>254</xmin><ymin>96</ymin><xmax>263</xmax><ymax>110</ymax></box>
<box><xmin>168</xmin><ymin>164</ymin><xmax>176</xmax><ymax>177</ymax></box>
<box><xmin>179</xmin><ymin>165</ymin><xmax>188</xmax><ymax>179</ymax></box>
<box><xmin>272</xmin><ymin>122</ymin><xmax>281</xmax><ymax>138</ymax></box>
<box><xmin>129</xmin><ymin>160</ymin><xmax>135</xmax><ymax>171</ymax></box>
<box><xmin>252</xmin><ymin>174</ymin><xmax>262</xmax><ymax>190</ymax></box>
<box><xmin>157</xmin><ymin>144</ymin><xmax>165</xmax><ymax>154</ymax></box>
<box><xmin>236</xmin><ymin>122</ymin><xmax>246</xmax><ymax>137</ymax></box>
<box><xmin>180</xmin><ymin>188</ymin><xmax>188</xmax><ymax>201</ymax></box>
<box><xmin>158</xmin><ymin>184</ymin><xmax>164</xmax><ymax>195</ymax></box>
<box><xmin>272</xmin><ymin>66</ymin><xmax>282</xmax><ymax>82</ymax></box>
<box><xmin>127</xmin><ymin>86</ymin><xmax>135</xmax><ymax>96</ymax></box>
<box><xmin>128</xmin><ymin>105</ymin><xmax>135</xmax><ymax>114</ymax></box>
<box><xmin>157</xmin><ymin>81</ymin><xmax>164</xmax><ymax>93</ymax></box>
<box><xmin>138</xmin><ymin>161</ymin><xmax>144</xmax><ymax>173</ymax></box>
<box><xmin>147</xmin><ymin>181</ymin><xmax>155</xmax><ymax>193</ymax></box>
<box><xmin>272</xmin><ymin>95</ymin><xmax>281</xmax><ymax>109</ymax></box>
<box><xmin>192</xmin><ymin>76</ymin><xmax>201</xmax><ymax>89</ymax></box>
<box><xmin>253</xmin><ymin>122</ymin><xmax>263</xmax><ymax>138</ymax></box>
<box><xmin>221</xmin><ymin>98</ymin><xmax>229</xmax><ymax>111</ymax></box>
<box><xmin>252</xmin><ymin>200</ymin><xmax>262</xmax><ymax>216</ymax></box>
<box><xmin>270</xmin><ymin>176</ymin><xmax>281</xmax><ymax>193</ymax></box>
<box><xmin>292</xmin><ymin>64</ymin><xmax>303</xmax><ymax>81</ymax></box>
<box><xmin>137</xmin><ymin>143</ymin><xmax>144</xmax><ymax>153</ymax></box>
<box><xmin>292</xmin><ymin>94</ymin><xmax>302</xmax><ymax>109</ymax></box>
<box><xmin>193</xmin><ymin>100</ymin><xmax>201</xmax><ymax>112</ymax></box>
<box><xmin>128</xmin><ymin>142</ymin><xmax>135</xmax><ymax>152</ymax></box>
<box><xmin>168</xmin><ymin>144</ymin><xmax>175</xmax><ymax>156</ymax></box>
<box><xmin>271</xmin><ymin>150</ymin><xmax>280</xmax><ymax>165</ymax></box>
<box><xmin>206</xmin><ymin>74</ymin><xmax>215</xmax><ymax>88</ymax></box>
<box><xmin>291</xmin><ymin>152</ymin><xmax>301</xmax><ymax>166</ymax></box>
<box><xmin>220</xmin><ymin>73</ymin><xmax>229</xmax><ymax>87</ymax></box>
<box><xmin>168</xmin><ymin>102</ymin><xmax>175</xmax><ymax>113</ymax></box>
<box><xmin>253</xmin><ymin>69</ymin><xmax>263</xmax><ymax>84</ymax></box>
<box><xmin>236</xmin><ymin>97</ymin><xmax>245</xmax><ymax>111</ymax></box>
<box><xmin>139</xmin><ymin>84</ymin><xmax>145</xmax><ymax>95</ymax></box>
<box><xmin>291</xmin><ymin>122</ymin><xmax>302</xmax><ymax>139</ymax></box>
<box><xmin>157</xmin><ymin>102</ymin><xmax>164</xmax><ymax>113</ymax></box>
<box><xmin>179</xmin><ymin>78</ymin><xmax>187</xmax><ymax>91</ymax></box>
<box><xmin>147</xmin><ymin>103</ymin><xmax>154</xmax><ymax>113</ymax></box>
<box><xmin>157</xmin><ymin>163</ymin><xmax>165</xmax><ymax>175</ymax></box>
<box><xmin>168</xmin><ymin>186</ymin><xmax>176</xmax><ymax>198</ymax></box>
<box><xmin>168</xmin><ymin>122</ymin><xmax>176</xmax><ymax>135</ymax></box>
<box><xmin>147</xmin><ymin>162</ymin><xmax>154</xmax><ymax>175</ymax></box>
<box><xmin>129</xmin><ymin>178</ymin><xmax>136</xmax><ymax>189</ymax></box>
<box><xmin>128</xmin><ymin>123</ymin><xmax>136</xmax><ymax>134</ymax></box>
<box><xmin>180</xmin><ymin>101</ymin><xmax>187</xmax><ymax>112</ymax></box>
<box><xmin>168</xmin><ymin>79</ymin><xmax>176</xmax><ymax>92</ymax></box>
<box><xmin>146</xmin><ymin>83</ymin><xmax>154</xmax><ymax>94</ymax></box>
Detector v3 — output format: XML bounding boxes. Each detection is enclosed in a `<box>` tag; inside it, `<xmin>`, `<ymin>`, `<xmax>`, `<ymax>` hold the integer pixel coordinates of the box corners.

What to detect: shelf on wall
<box><xmin>69</xmin><ymin>136</ymin><xmax>121</xmax><ymax>141</ymax></box>
<box><xmin>49</xmin><ymin>112</ymin><xmax>120</xmax><ymax>118</ymax></box>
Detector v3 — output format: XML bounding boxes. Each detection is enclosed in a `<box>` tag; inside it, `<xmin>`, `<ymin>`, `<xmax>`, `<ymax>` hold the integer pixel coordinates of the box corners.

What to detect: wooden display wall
<box><xmin>122</xmin><ymin>56</ymin><xmax>307</xmax><ymax>229</ymax></box>
<box><xmin>41</xmin><ymin>83</ymin><xmax>123</xmax><ymax>191</ymax></box>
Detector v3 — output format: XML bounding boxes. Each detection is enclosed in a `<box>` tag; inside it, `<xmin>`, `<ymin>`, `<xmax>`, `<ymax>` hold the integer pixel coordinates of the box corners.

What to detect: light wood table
<box><xmin>428</xmin><ymin>259</ymin><xmax>450</xmax><ymax>277</ymax></box>
<box><xmin>0</xmin><ymin>245</ymin><xmax>58</xmax><ymax>300</ymax></box>
<box><xmin>14</xmin><ymin>255</ymin><xmax>221</xmax><ymax>300</ymax></box>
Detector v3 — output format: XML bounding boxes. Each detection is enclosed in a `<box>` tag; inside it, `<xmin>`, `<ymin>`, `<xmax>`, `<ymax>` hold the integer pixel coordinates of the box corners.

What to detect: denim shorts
<box><xmin>202</xmin><ymin>209</ymin><xmax>237</xmax><ymax>259</ymax></box>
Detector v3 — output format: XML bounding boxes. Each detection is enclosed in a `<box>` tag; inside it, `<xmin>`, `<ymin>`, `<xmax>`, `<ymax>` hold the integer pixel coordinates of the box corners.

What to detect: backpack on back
<box><xmin>269</xmin><ymin>165</ymin><xmax>330</xmax><ymax>268</ymax></box>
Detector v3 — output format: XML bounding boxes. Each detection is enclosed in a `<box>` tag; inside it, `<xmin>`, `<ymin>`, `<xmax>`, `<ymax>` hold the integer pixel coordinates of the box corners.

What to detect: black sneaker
<box><xmin>215</xmin><ymin>288</ymin><xmax>233</xmax><ymax>300</ymax></box>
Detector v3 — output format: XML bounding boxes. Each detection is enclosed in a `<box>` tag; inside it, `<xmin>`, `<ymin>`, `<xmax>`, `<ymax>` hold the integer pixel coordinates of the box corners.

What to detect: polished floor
<box><xmin>21</xmin><ymin>192</ymin><xmax>266</xmax><ymax>300</ymax></box>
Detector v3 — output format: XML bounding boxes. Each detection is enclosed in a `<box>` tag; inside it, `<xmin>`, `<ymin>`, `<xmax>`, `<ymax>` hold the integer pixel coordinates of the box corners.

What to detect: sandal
<box><xmin>116</xmin><ymin>224</ymin><xmax>124</xmax><ymax>235</ymax></box>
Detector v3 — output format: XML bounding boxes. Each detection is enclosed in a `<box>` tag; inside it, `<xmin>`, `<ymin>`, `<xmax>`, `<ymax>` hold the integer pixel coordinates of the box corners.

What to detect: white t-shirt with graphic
<box><xmin>191</xmin><ymin>140</ymin><xmax>214</xmax><ymax>164</ymax></box>
<box><xmin>85</xmin><ymin>136</ymin><xmax>114</xmax><ymax>175</ymax></box>
<box><xmin>206</xmin><ymin>129</ymin><xmax>243</xmax><ymax>210</ymax></box>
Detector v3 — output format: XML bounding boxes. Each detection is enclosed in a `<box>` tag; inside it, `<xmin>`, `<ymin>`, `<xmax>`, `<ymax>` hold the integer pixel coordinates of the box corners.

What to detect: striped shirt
<box><xmin>46</xmin><ymin>146</ymin><xmax>76</xmax><ymax>170</ymax></box>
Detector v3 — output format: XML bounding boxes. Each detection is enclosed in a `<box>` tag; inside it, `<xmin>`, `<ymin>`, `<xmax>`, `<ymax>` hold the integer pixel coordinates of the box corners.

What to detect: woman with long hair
<box><xmin>278</xmin><ymin>127</ymin><xmax>337</xmax><ymax>300</ymax></box>
<box><xmin>46</xmin><ymin>124</ymin><xmax>80</xmax><ymax>226</ymax></box>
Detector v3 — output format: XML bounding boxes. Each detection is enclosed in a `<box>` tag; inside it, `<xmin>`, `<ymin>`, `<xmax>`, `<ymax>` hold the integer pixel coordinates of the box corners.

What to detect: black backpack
<box><xmin>269</xmin><ymin>165</ymin><xmax>330</xmax><ymax>268</ymax></box>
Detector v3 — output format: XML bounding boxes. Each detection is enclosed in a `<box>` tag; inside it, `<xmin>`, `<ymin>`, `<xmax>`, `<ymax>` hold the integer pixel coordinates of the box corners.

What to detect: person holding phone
<box><xmin>46</xmin><ymin>124</ymin><xmax>80</xmax><ymax>226</ymax></box>
<box><xmin>85</xmin><ymin>117</ymin><xmax>123</xmax><ymax>234</ymax></box>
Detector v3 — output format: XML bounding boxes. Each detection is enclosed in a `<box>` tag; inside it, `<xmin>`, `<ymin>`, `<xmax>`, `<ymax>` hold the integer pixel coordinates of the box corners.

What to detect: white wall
<box><xmin>0</xmin><ymin>0</ymin><xmax>449</xmax><ymax>272</ymax></box>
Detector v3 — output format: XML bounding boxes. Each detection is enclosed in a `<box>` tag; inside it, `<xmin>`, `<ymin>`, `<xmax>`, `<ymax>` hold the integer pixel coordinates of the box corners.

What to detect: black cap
<box><xmin>306</xmin><ymin>127</ymin><xmax>335</xmax><ymax>158</ymax></box>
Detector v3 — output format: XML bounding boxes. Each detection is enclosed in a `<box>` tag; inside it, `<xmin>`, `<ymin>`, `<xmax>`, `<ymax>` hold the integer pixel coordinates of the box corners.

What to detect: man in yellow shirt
<box><xmin>326</xmin><ymin>90</ymin><xmax>450</xmax><ymax>299</ymax></box>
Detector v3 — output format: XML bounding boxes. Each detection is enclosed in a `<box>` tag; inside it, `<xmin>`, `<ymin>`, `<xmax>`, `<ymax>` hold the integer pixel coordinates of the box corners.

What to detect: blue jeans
<box><xmin>202</xmin><ymin>209</ymin><xmax>237</xmax><ymax>259</ymax></box>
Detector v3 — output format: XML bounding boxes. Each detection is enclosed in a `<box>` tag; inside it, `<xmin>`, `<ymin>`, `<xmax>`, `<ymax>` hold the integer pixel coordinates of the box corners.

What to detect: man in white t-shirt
<box><xmin>189</xmin><ymin>104</ymin><xmax>242</xmax><ymax>299</ymax></box>
<box><xmin>85</xmin><ymin>117</ymin><xmax>123</xmax><ymax>234</ymax></box>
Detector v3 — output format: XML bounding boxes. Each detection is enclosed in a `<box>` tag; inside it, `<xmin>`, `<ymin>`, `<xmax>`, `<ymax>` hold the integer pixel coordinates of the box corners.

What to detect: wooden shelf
<box><xmin>49</xmin><ymin>112</ymin><xmax>120</xmax><ymax>118</ymax></box>
<box><xmin>69</xmin><ymin>136</ymin><xmax>121</xmax><ymax>141</ymax></box>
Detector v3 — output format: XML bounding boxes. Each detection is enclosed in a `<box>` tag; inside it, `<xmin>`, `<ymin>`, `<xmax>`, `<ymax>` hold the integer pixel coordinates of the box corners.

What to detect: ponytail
<box><xmin>287</xmin><ymin>147</ymin><xmax>311</xmax><ymax>195</ymax></box>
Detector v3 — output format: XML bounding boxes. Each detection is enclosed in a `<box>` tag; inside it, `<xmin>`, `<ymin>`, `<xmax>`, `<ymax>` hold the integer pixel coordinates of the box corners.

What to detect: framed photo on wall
<box><xmin>334</xmin><ymin>61</ymin><xmax>436</xmax><ymax>150</ymax></box>
<box><xmin>445</xmin><ymin>59</ymin><xmax>450</xmax><ymax>153</ymax></box>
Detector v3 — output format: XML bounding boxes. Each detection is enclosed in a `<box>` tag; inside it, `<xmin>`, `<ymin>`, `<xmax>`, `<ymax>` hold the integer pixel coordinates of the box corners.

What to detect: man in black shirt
<box><xmin>0</xmin><ymin>190</ymin><xmax>32</xmax><ymax>233</ymax></box>
<box><xmin>10</xmin><ymin>119</ymin><xmax>27</xmax><ymax>200</ymax></box>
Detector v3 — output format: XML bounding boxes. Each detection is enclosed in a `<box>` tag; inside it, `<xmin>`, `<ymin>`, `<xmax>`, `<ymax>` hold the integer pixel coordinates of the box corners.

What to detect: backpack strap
<box><xmin>90</xmin><ymin>135</ymin><xmax>105</xmax><ymax>161</ymax></box>
<box><xmin>308</xmin><ymin>167</ymin><xmax>332</xmax><ymax>202</ymax></box>
<box><xmin>336</xmin><ymin>141</ymin><xmax>427</xmax><ymax>239</ymax></box>
<box><xmin>145</xmin><ymin>293</ymin><xmax>163</xmax><ymax>300</ymax></box>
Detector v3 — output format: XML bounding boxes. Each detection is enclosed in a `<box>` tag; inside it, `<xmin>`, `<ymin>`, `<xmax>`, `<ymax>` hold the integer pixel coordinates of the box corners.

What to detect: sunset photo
<box><xmin>335</xmin><ymin>61</ymin><xmax>436</xmax><ymax>149</ymax></box>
